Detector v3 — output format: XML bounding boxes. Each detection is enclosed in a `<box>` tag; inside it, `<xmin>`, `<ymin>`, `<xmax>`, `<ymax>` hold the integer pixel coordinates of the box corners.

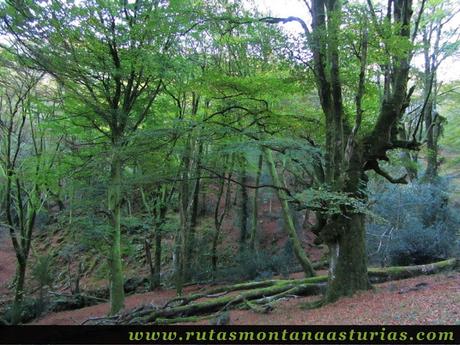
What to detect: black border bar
<box><xmin>0</xmin><ymin>325</ymin><xmax>459</xmax><ymax>344</ymax></box>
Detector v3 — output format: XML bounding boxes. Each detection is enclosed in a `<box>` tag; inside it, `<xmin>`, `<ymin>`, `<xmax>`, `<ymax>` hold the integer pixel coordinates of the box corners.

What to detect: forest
<box><xmin>0</xmin><ymin>0</ymin><xmax>459</xmax><ymax>327</ymax></box>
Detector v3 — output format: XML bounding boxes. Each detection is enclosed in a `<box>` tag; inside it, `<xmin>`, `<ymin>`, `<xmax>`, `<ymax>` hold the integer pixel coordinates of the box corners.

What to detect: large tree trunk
<box><xmin>325</xmin><ymin>213</ymin><xmax>370</xmax><ymax>302</ymax></box>
<box><xmin>310</xmin><ymin>0</ymin><xmax>414</xmax><ymax>303</ymax></box>
<box><xmin>108</xmin><ymin>148</ymin><xmax>124</xmax><ymax>314</ymax></box>
<box><xmin>322</xmin><ymin>148</ymin><xmax>371</xmax><ymax>302</ymax></box>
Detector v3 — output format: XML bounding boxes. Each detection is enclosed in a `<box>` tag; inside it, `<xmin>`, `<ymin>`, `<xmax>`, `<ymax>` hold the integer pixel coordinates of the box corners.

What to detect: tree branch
<box><xmin>260</xmin><ymin>16</ymin><xmax>311</xmax><ymax>38</ymax></box>
<box><xmin>373</xmin><ymin>164</ymin><xmax>408</xmax><ymax>184</ymax></box>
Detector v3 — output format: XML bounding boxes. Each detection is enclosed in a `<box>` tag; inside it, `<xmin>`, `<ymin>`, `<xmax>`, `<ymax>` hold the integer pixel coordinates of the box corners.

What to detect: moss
<box><xmin>325</xmin><ymin>212</ymin><xmax>370</xmax><ymax>303</ymax></box>
<box><xmin>368</xmin><ymin>259</ymin><xmax>457</xmax><ymax>283</ymax></box>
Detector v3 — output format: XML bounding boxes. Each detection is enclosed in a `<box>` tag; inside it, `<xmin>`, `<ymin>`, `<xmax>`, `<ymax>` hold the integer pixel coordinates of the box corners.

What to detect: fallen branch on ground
<box><xmin>83</xmin><ymin>258</ymin><xmax>457</xmax><ymax>325</ymax></box>
<box><xmin>368</xmin><ymin>258</ymin><xmax>458</xmax><ymax>283</ymax></box>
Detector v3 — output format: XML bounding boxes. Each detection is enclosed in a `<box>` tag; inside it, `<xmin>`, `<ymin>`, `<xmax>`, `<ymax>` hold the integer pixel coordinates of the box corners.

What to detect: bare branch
<box><xmin>411</xmin><ymin>0</ymin><xmax>427</xmax><ymax>43</ymax></box>
<box><xmin>373</xmin><ymin>164</ymin><xmax>408</xmax><ymax>184</ymax></box>
<box><xmin>260</xmin><ymin>16</ymin><xmax>311</xmax><ymax>38</ymax></box>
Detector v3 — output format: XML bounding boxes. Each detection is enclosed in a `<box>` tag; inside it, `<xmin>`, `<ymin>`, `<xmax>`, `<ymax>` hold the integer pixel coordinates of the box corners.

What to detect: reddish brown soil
<box><xmin>32</xmin><ymin>284</ymin><xmax>208</xmax><ymax>325</ymax></box>
<box><xmin>227</xmin><ymin>273</ymin><xmax>460</xmax><ymax>325</ymax></box>
<box><xmin>32</xmin><ymin>271</ymin><xmax>459</xmax><ymax>325</ymax></box>
<box><xmin>0</xmin><ymin>230</ymin><xmax>16</xmax><ymax>300</ymax></box>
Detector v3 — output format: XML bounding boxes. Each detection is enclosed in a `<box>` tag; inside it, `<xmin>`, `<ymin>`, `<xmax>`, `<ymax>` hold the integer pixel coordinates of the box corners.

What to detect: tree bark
<box><xmin>11</xmin><ymin>257</ymin><xmax>26</xmax><ymax>324</ymax></box>
<box><xmin>144</xmin><ymin>239</ymin><xmax>155</xmax><ymax>288</ymax></box>
<box><xmin>422</xmin><ymin>23</ymin><xmax>442</xmax><ymax>182</ymax></box>
<box><xmin>249</xmin><ymin>153</ymin><xmax>263</xmax><ymax>251</ymax></box>
<box><xmin>324</xmin><ymin>214</ymin><xmax>370</xmax><ymax>302</ymax></box>
<box><xmin>238</xmin><ymin>159</ymin><xmax>249</xmax><ymax>254</ymax></box>
<box><xmin>152</xmin><ymin>226</ymin><xmax>162</xmax><ymax>289</ymax></box>
<box><xmin>108</xmin><ymin>148</ymin><xmax>125</xmax><ymax>314</ymax></box>
<box><xmin>176</xmin><ymin>135</ymin><xmax>199</xmax><ymax>295</ymax></box>
<box><xmin>211</xmin><ymin>167</ymin><xmax>232</xmax><ymax>276</ymax></box>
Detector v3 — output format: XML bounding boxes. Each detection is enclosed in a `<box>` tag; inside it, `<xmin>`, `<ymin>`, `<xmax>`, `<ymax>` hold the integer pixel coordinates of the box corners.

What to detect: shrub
<box><xmin>366</xmin><ymin>179</ymin><xmax>459</xmax><ymax>266</ymax></box>
<box><xmin>31</xmin><ymin>254</ymin><xmax>55</xmax><ymax>315</ymax></box>
<box><xmin>215</xmin><ymin>247</ymin><xmax>295</xmax><ymax>282</ymax></box>
<box><xmin>2</xmin><ymin>297</ymin><xmax>41</xmax><ymax>324</ymax></box>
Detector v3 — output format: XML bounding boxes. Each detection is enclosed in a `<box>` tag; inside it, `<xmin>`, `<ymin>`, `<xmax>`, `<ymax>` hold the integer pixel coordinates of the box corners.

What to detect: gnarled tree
<box><xmin>263</xmin><ymin>0</ymin><xmax>423</xmax><ymax>302</ymax></box>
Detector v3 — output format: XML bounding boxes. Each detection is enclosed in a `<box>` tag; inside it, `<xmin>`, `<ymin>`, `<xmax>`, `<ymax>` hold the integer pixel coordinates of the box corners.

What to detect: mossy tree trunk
<box><xmin>264</xmin><ymin>148</ymin><xmax>315</xmax><ymax>277</ymax></box>
<box><xmin>238</xmin><ymin>157</ymin><xmax>249</xmax><ymax>254</ymax></box>
<box><xmin>11</xmin><ymin>257</ymin><xmax>27</xmax><ymax>324</ymax></box>
<box><xmin>249</xmin><ymin>153</ymin><xmax>263</xmax><ymax>251</ymax></box>
<box><xmin>187</xmin><ymin>140</ymin><xmax>203</xmax><ymax>280</ymax></box>
<box><xmin>108</xmin><ymin>146</ymin><xmax>125</xmax><ymax>315</ymax></box>
<box><xmin>211</xmin><ymin>174</ymin><xmax>226</xmax><ymax>275</ymax></box>
<box><xmin>176</xmin><ymin>132</ymin><xmax>200</xmax><ymax>295</ymax></box>
<box><xmin>152</xmin><ymin>224</ymin><xmax>162</xmax><ymax>289</ymax></box>
<box><xmin>324</xmin><ymin>213</ymin><xmax>370</xmax><ymax>302</ymax></box>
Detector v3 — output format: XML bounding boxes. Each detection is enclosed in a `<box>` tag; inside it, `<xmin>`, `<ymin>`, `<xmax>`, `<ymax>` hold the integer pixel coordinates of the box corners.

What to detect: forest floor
<box><xmin>0</xmin><ymin>224</ymin><xmax>460</xmax><ymax>325</ymax></box>
<box><xmin>1</xmin><ymin>227</ymin><xmax>459</xmax><ymax>324</ymax></box>
<box><xmin>0</xmin><ymin>229</ymin><xmax>16</xmax><ymax>299</ymax></box>
<box><xmin>2</xmin><ymin>215</ymin><xmax>459</xmax><ymax>325</ymax></box>
<box><xmin>31</xmin><ymin>271</ymin><xmax>460</xmax><ymax>325</ymax></box>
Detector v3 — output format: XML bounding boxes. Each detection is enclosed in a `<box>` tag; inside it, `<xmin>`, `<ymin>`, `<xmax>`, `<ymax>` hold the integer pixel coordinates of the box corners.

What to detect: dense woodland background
<box><xmin>0</xmin><ymin>0</ymin><xmax>459</xmax><ymax>325</ymax></box>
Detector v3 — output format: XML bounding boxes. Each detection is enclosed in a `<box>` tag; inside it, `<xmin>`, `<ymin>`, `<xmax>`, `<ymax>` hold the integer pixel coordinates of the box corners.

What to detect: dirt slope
<box><xmin>0</xmin><ymin>229</ymin><xmax>16</xmax><ymax>299</ymax></box>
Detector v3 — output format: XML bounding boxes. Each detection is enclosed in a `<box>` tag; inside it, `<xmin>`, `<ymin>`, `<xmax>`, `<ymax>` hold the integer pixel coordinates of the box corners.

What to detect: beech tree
<box><xmin>0</xmin><ymin>59</ymin><xmax>61</xmax><ymax>323</ymax></box>
<box><xmin>262</xmin><ymin>0</ymin><xmax>427</xmax><ymax>302</ymax></box>
<box><xmin>1</xmin><ymin>0</ymin><xmax>198</xmax><ymax>314</ymax></box>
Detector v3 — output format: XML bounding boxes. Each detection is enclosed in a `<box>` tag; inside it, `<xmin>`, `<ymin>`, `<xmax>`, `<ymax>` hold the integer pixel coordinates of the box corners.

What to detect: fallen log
<box><xmin>162</xmin><ymin>275</ymin><xmax>328</xmax><ymax>309</ymax></box>
<box><xmin>85</xmin><ymin>258</ymin><xmax>457</xmax><ymax>325</ymax></box>
<box><xmin>368</xmin><ymin>258</ymin><xmax>457</xmax><ymax>283</ymax></box>
<box><xmin>126</xmin><ymin>281</ymin><xmax>324</xmax><ymax>324</ymax></box>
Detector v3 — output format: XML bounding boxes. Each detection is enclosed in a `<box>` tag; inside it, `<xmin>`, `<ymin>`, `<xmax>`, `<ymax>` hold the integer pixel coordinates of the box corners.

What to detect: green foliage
<box><xmin>294</xmin><ymin>187</ymin><xmax>367</xmax><ymax>216</ymax></box>
<box><xmin>3</xmin><ymin>297</ymin><xmax>41</xmax><ymax>325</ymax></box>
<box><xmin>32</xmin><ymin>255</ymin><xmax>54</xmax><ymax>289</ymax></box>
